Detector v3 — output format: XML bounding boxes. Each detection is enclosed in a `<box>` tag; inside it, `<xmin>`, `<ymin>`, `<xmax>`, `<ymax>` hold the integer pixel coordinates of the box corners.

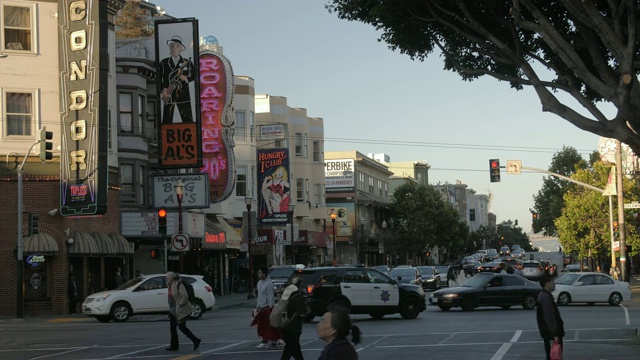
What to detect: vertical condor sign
<box><xmin>59</xmin><ymin>0</ymin><xmax>108</xmax><ymax>216</ymax></box>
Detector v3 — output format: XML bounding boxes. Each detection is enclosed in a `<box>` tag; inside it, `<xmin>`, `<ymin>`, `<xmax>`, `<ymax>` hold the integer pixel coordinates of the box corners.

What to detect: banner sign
<box><xmin>259</xmin><ymin>124</ymin><xmax>285</xmax><ymax>140</ymax></box>
<box><xmin>198</xmin><ymin>48</ymin><xmax>236</xmax><ymax>203</ymax></box>
<box><xmin>155</xmin><ymin>18</ymin><xmax>202</xmax><ymax>168</ymax></box>
<box><xmin>257</xmin><ymin>149</ymin><xmax>290</xmax><ymax>224</ymax></box>
<box><xmin>152</xmin><ymin>174</ymin><xmax>209</xmax><ymax>209</ymax></box>
<box><xmin>325</xmin><ymin>159</ymin><xmax>355</xmax><ymax>193</ymax></box>
<box><xmin>59</xmin><ymin>0</ymin><xmax>108</xmax><ymax>216</ymax></box>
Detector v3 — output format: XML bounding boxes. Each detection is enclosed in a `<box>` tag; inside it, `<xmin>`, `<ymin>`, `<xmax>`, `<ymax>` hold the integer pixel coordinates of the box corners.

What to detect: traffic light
<box><xmin>39</xmin><ymin>127</ymin><xmax>53</xmax><ymax>161</ymax></box>
<box><xmin>158</xmin><ymin>208</ymin><xmax>167</xmax><ymax>236</ymax></box>
<box><xmin>532</xmin><ymin>213</ymin><xmax>538</xmax><ymax>220</ymax></box>
<box><xmin>31</xmin><ymin>215</ymin><xmax>39</xmax><ymax>235</ymax></box>
<box><xmin>489</xmin><ymin>159</ymin><xmax>501</xmax><ymax>182</ymax></box>
<box><xmin>150</xmin><ymin>247</ymin><xmax>162</xmax><ymax>260</ymax></box>
<box><xmin>613</xmin><ymin>220</ymin><xmax>619</xmax><ymax>238</ymax></box>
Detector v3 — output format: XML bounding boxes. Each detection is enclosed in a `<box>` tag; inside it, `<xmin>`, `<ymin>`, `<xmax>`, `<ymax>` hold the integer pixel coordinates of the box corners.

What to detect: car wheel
<box><xmin>522</xmin><ymin>294</ymin><xmax>536</xmax><ymax>310</ymax></box>
<box><xmin>189</xmin><ymin>299</ymin><xmax>205</xmax><ymax>320</ymax></box>
<box><xmin>369</xmin><ymin>313</ymin><xmax>385</xmax><ymax>319</ymax></box>
<box><xmin>557</xmin><ymin>292</ymin><xmax>571</xmax><ymax>306</ymax></box>
<box><xmin>110</xmin><ymin>301</ymin><xmax>131</xmax><ymax>322</ymax></box>
<box><xmin>96</xmin><ymin>315</ymin><xmax>110</xmax><ymax>323</ymax></box>
<box><xmin>400</xmin><ymin>297</ymin><xmax>421</xmax><ymax>319</ymax></box>
<box><xmin>460</xmin><ymin>296</ymin><xmax>475</xmax><ymax>311</ymax></box>
<box><xmin>608</xmin><ymin>292</ymin><xmax>622</xmax><ymax>306</ymax></box>
<box><xmin>438</xmin><ymin>305</ymin><xmax>451</xmax><ymax>311</ymax></box>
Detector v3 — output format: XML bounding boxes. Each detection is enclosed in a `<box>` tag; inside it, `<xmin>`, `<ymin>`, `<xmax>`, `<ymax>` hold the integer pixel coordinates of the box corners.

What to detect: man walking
<box><xmin>68</xmin><ymin>273</ymin><xmax>77</xmax><ymax>314</ymax></box>
<box><xmin>165</xmin><ymin>272</ymin><xmax>201</xmax><ymax>352</ymax></box>
<box><xmin>251</xmin><ymin>268</ymin><xmax>283</xmax><ymax>348</ymax></box>
<box><xmin>536</xmin><ymin>275</ymin><xmax>564</xmax><ymax>360</ymax></box>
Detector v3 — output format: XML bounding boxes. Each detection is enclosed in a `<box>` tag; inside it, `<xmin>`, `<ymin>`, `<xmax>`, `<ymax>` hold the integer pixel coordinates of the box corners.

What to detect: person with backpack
<box><xmin>165</xmin><ymin>272</ymin><xmax>201</xmax><ymax>352</ymax></box>
<box><xmin>278</xmin><ymin>275</ymin><xmax>306</xmax><ymax>360</ymax></box>
<box><xmin>536</xmin><ymin>275</ymin><xmax>564</xmax><ymax>360</ymax></box>
<box><xmin>251</xmin><ymin>268</ymin><xmax>284</xmax><ymax>348</ymax></box>
<box><xmin>316</xmin><ymin>304</ymin><xmax>361</xmax><ymax>360</ymax></box>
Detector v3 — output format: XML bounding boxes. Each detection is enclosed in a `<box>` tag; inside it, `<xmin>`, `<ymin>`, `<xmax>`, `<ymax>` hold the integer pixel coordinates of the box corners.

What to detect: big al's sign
<box><xmin>198</xmin><ymin>50</ymin><xmax>235</xmax><ymax>203</ymax></box>
<box><xmin>59</xmin><ymin>0</ymin><xmax>108</xmax><ymax>215</ymax></box>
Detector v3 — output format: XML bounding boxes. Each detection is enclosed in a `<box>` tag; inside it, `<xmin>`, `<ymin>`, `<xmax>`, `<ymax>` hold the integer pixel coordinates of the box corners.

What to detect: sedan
<box><xmin>478</xmin><ymin>262</ymin><xmax>513</xmax><ymax>274</ymax></box>
<box><xmin>82</xmin><ymin>274</ymin><xmax>215</xmax><ymax>322</ymax></box>
<box><xmin>389</xmin><ymin>267</ymin><xmax>422</xmax><ymax>287</ymax></box>
<box><xmin>553</xmin><ymin>272</ymin><xmax>632</xmax><ymax>306</ymax></box>
<box><xmin>522</xmin><ymin>260</ymin><xmax>546</xmax><ymax>280</ymax></box>
<box><xmin>429</xmin><ymin>273</ymin><xmax>541</xmax><ymax>311</ymax></box>
<box><xmin>416</xmin><ymin>266</ymin><xmax>441</xmax><ymax>290</ymax></box>
<box><xmin>434</xmin><ymin>265</ymin><xmax>453</xmax><ymax>287</ymax></box>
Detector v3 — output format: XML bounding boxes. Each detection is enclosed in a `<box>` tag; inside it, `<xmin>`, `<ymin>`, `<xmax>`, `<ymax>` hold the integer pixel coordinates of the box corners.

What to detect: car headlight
<box><xmin>94</xmin><ymin>294</ymin><xmax>111</xmax><ymax>302</ymax></box>
<box><xmin>442</xmin><ymin>294</ymin><xmax>459</xmax><ymax>299</ymax></box>
<box><xmin>417</xmin><ymin>287</ymin><xmax>425</xmax><ymax>296</ymax></box>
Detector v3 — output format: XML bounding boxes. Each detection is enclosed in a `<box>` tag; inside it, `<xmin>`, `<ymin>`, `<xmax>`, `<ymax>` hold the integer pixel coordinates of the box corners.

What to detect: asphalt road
<box><xmin>1</xmin><ymin>292</ymin><xmax>638</xmax><ymax>360</ymax></box>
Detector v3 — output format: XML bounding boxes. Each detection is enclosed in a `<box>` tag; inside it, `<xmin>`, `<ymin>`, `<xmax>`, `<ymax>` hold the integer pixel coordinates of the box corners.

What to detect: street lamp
<box><xmin>289</xmin><ymin>202</ymin><xmax>296</xmax><ymax>265</ymax></box>
<box><xmin>174</xmin><ymin>179</ymin><xmax>184</xmax><ymax>272</ymax></box>
<box><xmin>382</xmin><ymin>220</ymin><xmax>387</xmax><ymax>266</ymax></box>
<box><xmin>245</xmin><ymin>196</ymin><xmax>255</xmax><ymax>299</ymax></box>
<box><xmin>331</xmin><ymin>212</ymin><xmax>337</xmax><ymax>266</ymax></box>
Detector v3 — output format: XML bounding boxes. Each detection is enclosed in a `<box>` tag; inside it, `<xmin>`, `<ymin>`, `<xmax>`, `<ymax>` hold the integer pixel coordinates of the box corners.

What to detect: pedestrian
<box><xmin>316</xmin><ymin>304</ymin><xmax>361</xmax><ymax>360</ymax></box>
<box><xmin>165</xmin><ymin>272</ymin><xmax>201</xmax><ymax>352</ymax></box>
<box><xmin>68</xmin><ymin>273</ymin><xmax>77</xmax><ymax>314</ymax></box>
<box><xmin>135</xmin><ymin>269</ymin><xmax>143</xmax><ymax>278</ymax></box>
<box><xmin>536</xmin><ymin>275</ymin><xmax>564</xmax><ymax>360</ymax></box>
<box><xmin>280</xmin><ymin>275</ymin><xmax>306</xmax><ymax>360</ymax></box>
<box><xmin>446</xmin><ymin>266</ymin><xmax>458</xmax><ymax>287</ymax></box>
<box><xmin>114</xmin><ymin>267</ymin><xmax>125</xmax><ymax>289</ymax></box>
<box><xmin>251</xmin><ymin>268</ymin><xmax>284</xmax><ymax>348</ymax></box>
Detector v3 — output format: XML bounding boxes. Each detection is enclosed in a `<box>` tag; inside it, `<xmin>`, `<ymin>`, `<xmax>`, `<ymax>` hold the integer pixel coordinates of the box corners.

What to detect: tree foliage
<box><xmin>327</xmin><ymin>1</ymin><xmax>640</xmax><ymax>155</ymax></box>
<box><xmin>116</xmin><ymin>0</ymin><xmax>153</xmax><ymax>39</ymax></box>
<box><xmin>391</xmin><ymin>182</ymin><xmax>467</xmax><ymax>261</ymax></box>
<box><xmin>532</xmin><ymin>146</ymin><xmax>588</xmax><ymax>236</ymax></box>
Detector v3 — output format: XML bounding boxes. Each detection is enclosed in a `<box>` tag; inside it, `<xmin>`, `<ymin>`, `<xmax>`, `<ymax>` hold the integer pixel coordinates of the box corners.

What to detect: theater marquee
<box><xmin>59</xmin><ymin>0</ymin><xmax>108</xmax><ymax>216</ymax></box>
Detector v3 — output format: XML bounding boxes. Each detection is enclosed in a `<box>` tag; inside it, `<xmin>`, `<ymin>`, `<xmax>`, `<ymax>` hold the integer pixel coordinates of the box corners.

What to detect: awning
<box><xmin>205</xmin><ymin>215</ymin><xmax>242</xmax><ymax>250</ymax></box>
<box><xmin>68</xmin><ymin>230</ymin><xmax>100</xmax><ymax>256</ymax></box>
<box><xmin>109</xmin><ymin>233</ymin><xmax>135</xmax><ymax>255</ymax></box>
<box><xmin>23</xmin><ymin>232</ymin><xmax>59</xmax><ymax>255</ymax></box>
<box><xmin>92</xmin><ymin>232</ymin><xmax>117</xmax><ymax>257</ymax></box>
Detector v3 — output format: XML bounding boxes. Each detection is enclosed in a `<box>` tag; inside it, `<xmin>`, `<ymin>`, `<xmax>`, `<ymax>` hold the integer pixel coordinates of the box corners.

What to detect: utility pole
<box><xmin>615</xmin><ymin>140</ymin><xmax>627</xmax><ymax>282</ymax></box>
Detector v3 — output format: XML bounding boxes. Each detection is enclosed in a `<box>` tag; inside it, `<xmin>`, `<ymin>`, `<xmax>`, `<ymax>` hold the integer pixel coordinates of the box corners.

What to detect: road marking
<box><xmin>106</xmin><ymin>344</ymin><xmax>166</xmax><ymax>359</ymax></box>
<box><xmin>620</xmin><ymin>304</ymin><xmax>630</xmax><ymax>325</ymax></box>
<box><xmin>490</xmin><ymin>343</ymin><xmax>513</xmax><ymax>360</ymax></box>
<box><xmin>510</xmin><ymin>330</ymin><xmax>522</xmax><ymax>343</ymax></box>
<box><xmin>439</xmin><ymin>333</ymin><xmax>456</xmax><ymax>344</ymax></box>
<box><xmin>29</xmin><ymin>347</ymin><xmax>88</xmax><ymax>360</ymax></box>
<box><xmin>356</xmin><ymin>335</ymin><xmax>389</xmax><ymax>352</ymax></box>
<box><xmin>574</xmin><ymin>329</ymin><xmax>579</xmax><ymax>341</ymax></box>
<box><xmin>201</xmin><ymin>340</ymin><xmax>250</xmax><ymax>354</ymax></box>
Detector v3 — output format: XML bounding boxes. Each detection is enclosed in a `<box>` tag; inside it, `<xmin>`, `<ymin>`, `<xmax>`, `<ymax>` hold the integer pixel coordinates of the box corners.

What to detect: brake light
<box><xmin>307</xmin><ymin>284</ymin><xmax>320</xmax><ymax>294</ymax></box>
<box><xmin>205</xmin><ymin>285</ymin><xmax>212</xmax><ymax>292</ymax></box>
<box><xmin>538</xmin><ymin>267</ymin><xmax>543</xmax><ymax>271</ymax></box>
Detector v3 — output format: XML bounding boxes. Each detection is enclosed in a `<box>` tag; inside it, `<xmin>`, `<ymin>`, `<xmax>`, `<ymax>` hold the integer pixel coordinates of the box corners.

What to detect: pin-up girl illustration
<box><xmin>261</xmin><ymin>166</ymin><xmax>290</xmax><ymax>216</ymax></box>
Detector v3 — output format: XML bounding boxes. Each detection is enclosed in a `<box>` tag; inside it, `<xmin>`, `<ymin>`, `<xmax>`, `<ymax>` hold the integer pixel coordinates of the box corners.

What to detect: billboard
<box><xmin>152</xmin><ymin>174</ymin><xmax>210</xmax><ymax>209</ymax></box>
<box><xmin>257</xmin><ymin>149</ymin><xmax>290</xmax><ymax>224</ymax></box>
<box><xmin>59</xmin><ymin>0</ymin><xmax>108</xmax><ymax>216</ymax></box>
<box><xmin>325</xmin><ymin>159</ymin><xmax>355</xmax><ymax>193</ymax></box>
<box><xmin>327</xmin><ymin>203</ymin><xmax>354</xmax><ymax>237</ymax></box>
<box><xmin>198</xmin><ymin>48</ymin><xmax>236</xmax><ymax>203</ymax></box>
<box><xmin>155</xmin><ymin>19</ymin><xmax>202</xmax><ymax>168</ymax></box>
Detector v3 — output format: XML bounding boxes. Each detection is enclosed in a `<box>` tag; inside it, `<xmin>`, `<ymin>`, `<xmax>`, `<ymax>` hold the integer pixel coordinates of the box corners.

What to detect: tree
<box><xmin>532</xmin><ymin>146</ymin><xmax>588</xmax><ymax>236</ymax></box>
<box><xmin>115</xmin><ymin>0</ymin><xmax>153</xmax><ymax>39</ymax></box>
<box><xmin>327</xmin><ymin>1</ymin><xmax>640</xmax><ymax>155</ymax></box>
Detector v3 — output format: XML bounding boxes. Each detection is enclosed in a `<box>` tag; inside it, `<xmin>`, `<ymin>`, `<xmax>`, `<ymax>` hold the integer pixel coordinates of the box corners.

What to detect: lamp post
<box><xmin>245</xmin><ymin>196</ymin><xmax>255</xmax><ymax>299</ymax></box>
<box><xmin>331</xmin><ymin>212</ymin><xmax>337</xmax><ymax>266</ymax></box>
<box><xmin>359</xmin><ymin>217</ymin><xmax>366</xmax><ymax>265</ymax></box>
<box><xmin>289</xmin><ymin>202</ymin><xmax>296</xmax><ymax>265</ymax></box>
<box><xmin>174</xmin><ymin>179</ymin><xmax>184</xmax><ymax>273</ymax></box>
<box><xmin>382</xmin><ymin>220</ymin><xmax>387</xmax><ymax>266</ymax></box>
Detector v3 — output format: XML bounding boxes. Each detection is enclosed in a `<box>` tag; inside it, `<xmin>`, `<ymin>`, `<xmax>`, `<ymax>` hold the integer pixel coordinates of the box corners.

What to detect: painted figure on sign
<box><xmin>261</xmin><ymin>166</ymin><xmax>290</xmax><ymax>216</ymax></box>
<box><xmin>159</xmin><ymin>35</ymin><xmax>195</xmax><ymax>124</ymax></box>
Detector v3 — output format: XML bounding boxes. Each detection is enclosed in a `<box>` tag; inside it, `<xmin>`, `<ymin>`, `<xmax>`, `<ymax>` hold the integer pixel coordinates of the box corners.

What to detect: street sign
<box><xmin>624</xmin><ymin>202</ymin><xmax>640</xmax><ymax>209</ymax></box>
<box><xmin>171</xmin><ymin>234</ymin><xmax>190</xmax><ymax>251</ymax></box>
<box><xmin>506</xmin><ymin>160</ymin><xmax>522</xmax><ymax>174</ymax></box>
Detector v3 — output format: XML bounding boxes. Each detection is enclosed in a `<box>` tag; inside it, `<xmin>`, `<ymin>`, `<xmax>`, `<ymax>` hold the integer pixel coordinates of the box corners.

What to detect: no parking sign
<box><xmin>171</xmin><ymin>234</ymin><xmax>190</xmax><ymax>252</ymax></box>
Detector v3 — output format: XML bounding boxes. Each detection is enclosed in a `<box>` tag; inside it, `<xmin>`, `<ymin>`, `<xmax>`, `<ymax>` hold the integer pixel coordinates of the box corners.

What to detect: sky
<box><xmin>154</xmin><ymin>0</ymin><xmax>602</xmax><ymax>234</ymax></box>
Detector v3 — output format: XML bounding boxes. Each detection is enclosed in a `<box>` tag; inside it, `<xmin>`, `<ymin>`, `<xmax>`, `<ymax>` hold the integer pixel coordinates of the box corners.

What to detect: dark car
<box><xmin>416</xmin><ymin>266</ymin><xmax>441</xmax><ymax>290</ymax></box>
<box><xmin>463</xmin><ymin>260</ymin><xmax>481</xmax><ymax>276</ymax></box>
<box><xmin>292</xmin><ymin>266</ymin><xmax>426</xmax><ymax>320</ymax></box>
<box><xmin>500</xmin><ymin>246</ymin><xmax>511</xmax><ymax>256</ymax></box>
<box><xmin>501</xmin><ymin>257</ymin><xmax>524</xmax><ymax>270</ymax></box>
<box><xmin>268</xmin><ymin>265</ymin><xmax>299</xmax><ymax>295</ymax></box>
<box><xmin>478</xmin><ymin>262</ymin><xmax>514</xmax><ymax>274</ymax></box>
<box><xmin>389</xmin><ymin>267</ymin><xmax>422</xmax><ymax>287</ymax></box>
<box><xmin>429</xmin><ymin>273</ymin><xmax>541</xmax><ymax>311</ymax></box>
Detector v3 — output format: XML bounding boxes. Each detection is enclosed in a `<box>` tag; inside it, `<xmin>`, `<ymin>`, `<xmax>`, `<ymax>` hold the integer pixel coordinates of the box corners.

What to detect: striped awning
<box><xmin>92</xmin><ymin>232</ymin><xmax>117</xmax><ymax>257</ymax></box>
<box><xmin>109</xmin><ymin>233</ymin><xmax>134</xmax><ymax>255</ymax></box>
<box><xmin>67</xmin><ymin>230</ymin><xmax>100</xmax><ymax>256</ymax></box>
<box><xmin>23</xmin><ymin>232</ymin><xmax>59</xmax><ymax>255</ymax></box>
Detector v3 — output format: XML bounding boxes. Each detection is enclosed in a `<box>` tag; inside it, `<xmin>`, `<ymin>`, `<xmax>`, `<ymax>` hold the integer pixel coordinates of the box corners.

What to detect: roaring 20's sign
<box><xmin>198</xmin><ymin>49</ymin><xmax>235</xmax><ymax>203</ymax></box>
<box><xmin>59</xmin><ymin>0</ymin><xmax>108</xmax><ymax>215</ymax></box>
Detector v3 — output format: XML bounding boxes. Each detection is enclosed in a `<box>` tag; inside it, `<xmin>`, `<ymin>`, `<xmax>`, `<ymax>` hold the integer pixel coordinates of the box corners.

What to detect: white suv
<box><xmin>82</xmin><ymin>274</ymin><xmax>215</xmax><ymax>322</ymax></box>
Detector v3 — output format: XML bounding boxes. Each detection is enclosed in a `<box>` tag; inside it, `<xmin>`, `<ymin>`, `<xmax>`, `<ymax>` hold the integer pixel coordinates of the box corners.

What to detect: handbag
<box><xmin>550</xmin><ymin>339</ymin><xmax>562</xmax><ymax>360</ymax></box>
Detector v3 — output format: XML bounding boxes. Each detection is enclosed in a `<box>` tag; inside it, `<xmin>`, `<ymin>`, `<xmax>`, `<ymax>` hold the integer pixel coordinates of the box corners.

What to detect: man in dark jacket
<box><xmin>536</xmin><ymin>275</ymin><xmax>564</xmax><ymax>360</ymax></box>
<box><xmin>279</xmin><ymin>276</ymin><xmax>306</xmax><ymax>360</ymax></box>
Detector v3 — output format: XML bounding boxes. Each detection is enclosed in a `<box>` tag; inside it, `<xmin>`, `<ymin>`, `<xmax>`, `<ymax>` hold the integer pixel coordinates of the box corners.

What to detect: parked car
<box><xmin>372</xmin><ymin>265</ymin><xmax>390</xmax><ymax>275</ymax></box>
<box><xmin>82</xmin><ymin>274</ymin><xmax>215</xmax><ymax>323</ymax></box>
<box><xmin>269</xmin><ymin>265</ymin><xmax>300</xmax><ymax>295</ymax></box>
<box><xmin>478</xmin><ymin>262</ymin><xmax>514</xmax><ymax>274</ymax></box>
<box><xmin>553</xmin><ymin>272</ymin><xmax>632</xmax><ymax>306</ymax></box>
<box><xmin>293</xmin><ymin>266</ymin><xmax>426</xmax><ymax>320</ymax></box>
<box><xmin>522</xmin><ymin>260</ymin><xmax>546</xmax><ymax>280</ymax></box>
<box><xmin>416</xmin><ymin>266</ymin><xmax>441</xmax><ymax>290</ymax></box>
<box><xmin>389</xmin><ymin>267</ymin><xmax>422</xmax><ymax>287</ymax></box>
<box><xmin>429</xmin><ymin>273</ymin><xmax>541</xmax><ymax>311</ymax></box>
<box><xmin>500</xmin><ymin>246</ymin><xmax>511</xmax><ymax>256</ymax></box>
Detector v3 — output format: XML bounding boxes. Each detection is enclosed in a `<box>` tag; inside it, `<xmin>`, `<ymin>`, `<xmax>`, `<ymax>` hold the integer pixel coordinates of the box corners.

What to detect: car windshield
<box><xmin>462</xmin><ymin>274</ymin><xmax>493</xmax><ymax>287</ymax></box>
<box><xmin>416</xmin><ymin>267</ymin><xmax>434</xmax><ymax>275</ymax></box>
<box><xmin>269</xmin><ymin>268</ymin><xmax>295</xmax><ymax>278</ymax></box>
<box><xmin>433</xmin><ymin>266</ymin><xmax>448</xmax><ymax>273</ymax></box>
<box><xmin>390</xmin><ymin>268</ymin><xmax>414</xmax><ymax>277</ymax></box>
<box><xmin>555</xmin><ymin>273</ymin><xmax>581</xmax><ymax>285</ymax></box>
<box><xmin>118</xmin><ymin>277</ymin><xmax>143</xmax><ymax>290</ymax></box>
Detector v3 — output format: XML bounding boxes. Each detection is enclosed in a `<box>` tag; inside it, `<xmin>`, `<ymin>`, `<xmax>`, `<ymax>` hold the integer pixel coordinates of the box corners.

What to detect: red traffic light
<box><xmin>490</xmin><ymin>160</ymin><xmax>499</xmax><ymax>169</ymax></box>
<box><xmin>158</xmin><ymin>208</ymin><xmax>167</xmax><ymax>218</ymax></box>
<box><xmin>150</xmin><ymin>248</ymin><xmax>158</xmax><ymax>259</ymax></box>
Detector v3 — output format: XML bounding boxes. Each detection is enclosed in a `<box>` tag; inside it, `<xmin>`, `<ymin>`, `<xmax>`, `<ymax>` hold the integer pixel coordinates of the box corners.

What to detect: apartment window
<box><xmin>358</xmin><ymin>173</ymin><xmax>365</xmax><ymax>190</ymax></box>
<box><xmin>119</xmin><ymin>93</ymin><xmax>132</xmax><ymax>133</ymax></box>
<box><xmin>296</xmin><ymin>178</ymin><xmax>304</xmax><ymax>201</ymax></box>
<box><xmin>2</xmin><ymin>2</ymin><xmax>36</xmax><ymax>53</ymax></box>
<box><xmin>5</xmin><ymin>91</ymin><xmax>34</xmax><ymax>137</ymax></box>
<box><xmin>303</xmin><ymin>133</ymin><xmax>308</xmax><ymax>157</ymax></box>
<box><xmin>378</xmin><ymin>180</ymin><xmax>383</xmax><ymax>196</ymax></box>
<box><xmin>137</xmin><ymin>95</ymin><xmax>144</xmax><ymax>134</ymax></box>
<box><xmin>251</xmin><ymin>165</ymin><xmax>255</xmax><ymax>198</ymax></box>
<box><xmin>295</xmin><ymin>133</ymin><xmax>303</xmax><ymax>156</ymax></box>
<box><xmin>235</xmin><ymin>111</ymin><xmax>246</xmax><ymax>142</ymax></box>
<box><xmin>274</xmin><ymin>138</ymin><xmax>287</xmax><ymax>148</ymax></box>
<box><xmin>146</xmin><ymin>100</ymin><xmax>157</xmax><ymax>143</ymax></box>
<box><xmin>314</xmin><ymin>183</ymin><xmax>323</xmax><ymax>207</ymax></box>
<box><xmin>305</xmin><ymin>179</ymin><xmax>310</xmax><ymax>202</ymax></box>
<box><xmin>384</xmin><ymin>183</ymin><xmax>388</xmax><ymax>198</ymax></box>
<box><xmin>236</xmin><ymin>166</ymin><xmax>247</xmax><ymax>196</ymax></box>
<box><xmin>108</xmin><ymin>109</ymin><xmax>112</xmax><ymax>150</ymax></box>
<box><xmin>368</xmin><ymin>176</ymin><xmax>374</xmax><ymax>193</ymax></box>
<box><xmin>249</xmin><ymin>111</ymin><xmax>255</xmax><ymax>143</ymax></box>
<box><xmin>138</xmin><ymin>165</ymin><xmax>146</xmax><ymax>205</ymax></box>
<box><xmin>120</xmin><ymin>164</ymin><xmax>134</xmax><ymax>204</ymax></box>
<box><xmin>312</xmin><ymin>140</ymin><xmax>322</xmax><ymax>162</ymax></box>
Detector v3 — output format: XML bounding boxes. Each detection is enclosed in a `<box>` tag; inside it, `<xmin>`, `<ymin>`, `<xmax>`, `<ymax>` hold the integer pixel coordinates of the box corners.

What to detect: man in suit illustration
<box><xmin>159</xmin><ymin>35</ymin><xmax>195</xmax><ymax>124</ymax></box>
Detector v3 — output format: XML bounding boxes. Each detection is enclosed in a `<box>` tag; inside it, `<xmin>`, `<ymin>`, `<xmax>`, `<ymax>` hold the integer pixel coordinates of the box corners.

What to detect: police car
<box><xmin>292</xmin><ymin>266</ymin><xmax>426</xmax><ymax>320</ymax></box>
